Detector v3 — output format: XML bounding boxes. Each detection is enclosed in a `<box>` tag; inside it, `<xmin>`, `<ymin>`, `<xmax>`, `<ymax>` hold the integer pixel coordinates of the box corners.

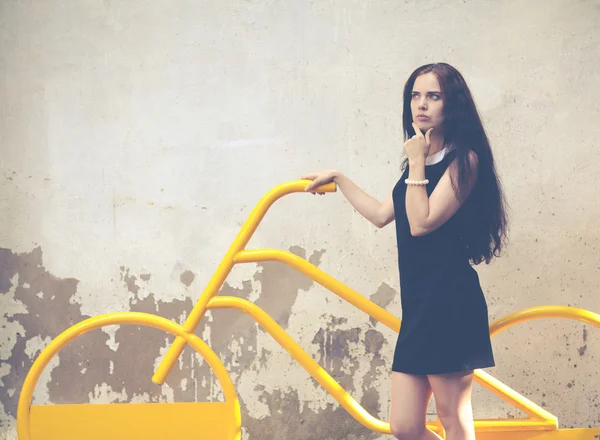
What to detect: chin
<box><xmin>417</xmin><ymin>121</ymin><xmax>441</xmax><ymax>132</ymax></box>
<box><xmin>415</xmin><ymin>121</ymin><xmax>432</xmax><ymax>131</ymax></box>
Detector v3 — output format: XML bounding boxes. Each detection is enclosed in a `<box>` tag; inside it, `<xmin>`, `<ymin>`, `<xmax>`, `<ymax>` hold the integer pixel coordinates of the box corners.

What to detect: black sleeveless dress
<box><xmin>391</xmin><ymin>149</ymin><xmax>495</xmax><ymax>375</ymax></box>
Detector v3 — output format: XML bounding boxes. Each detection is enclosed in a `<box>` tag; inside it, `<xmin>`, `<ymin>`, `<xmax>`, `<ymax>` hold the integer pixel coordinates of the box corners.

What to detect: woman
<box><xmin>302</xmin><ymin>62</ymin><xmax>508</xmax><ymax>440</ymax></box>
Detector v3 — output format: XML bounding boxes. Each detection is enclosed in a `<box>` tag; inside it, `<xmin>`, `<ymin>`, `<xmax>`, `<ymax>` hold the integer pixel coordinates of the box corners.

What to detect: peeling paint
<box><xmin>0</xmin><ymin>274</ymin><xmax>27</xmax><ymax>360</ymax></box>
<box><xmin>88</xmin><ymin>383</ymin><xmax>128</xmax><ymax>404</ymax></box>
<box><xmin>104</xmin><ymin>326</ymin><xmax>121</xmax><ymax>352</ymax></box>
<box><xmin>1</xmin><ymin>233</ymin><xmax>599</xmax><ymax>436</ymax></box>
<box><xmin>368</xmin><ymin>282</ymin><xmax>397</xmax><ymax>326</ymax></box>
<box><xmin>2</xmin><ymin>3</ymin><xmax>600</xmax><ymax>438</ymax></box>
<box><xmin>121</xmin><ymin>266</ymin><xmax>140</xmax><ymax>295</ymax></box>
<box><xmin>24</xmin><ymin>335</ymin><xmax>52</xmax><ymax>360</ymax></box>
<box><xmin>1</xmin><ymin>247</ymin><xmax>84</xmax><ymax>414</ymax></box>
<box><xmin>32</xmin><ymin>356</ymin><xmax>60</xmax><ymax>405</ymax></box>
<box><xmin>243</xmin><ymin>388</ymin><xmax>379</xmax><ymax>440</ymax></box>
<box><xmin>0</xmin><ymin>363</ymin><xmax>11</xmax><ymax>387</ymax></box>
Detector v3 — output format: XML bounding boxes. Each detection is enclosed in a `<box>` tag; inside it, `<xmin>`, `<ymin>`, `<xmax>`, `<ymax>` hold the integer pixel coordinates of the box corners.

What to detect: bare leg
<box><xmin>390</xmin><ymin>371</ymin><xmax>443</xmax><ymax>440</ymax></box>
<box><xmin>428</xmin><ymin>370</ymin><xmax>476</xmax><ymax>440</ymax></box>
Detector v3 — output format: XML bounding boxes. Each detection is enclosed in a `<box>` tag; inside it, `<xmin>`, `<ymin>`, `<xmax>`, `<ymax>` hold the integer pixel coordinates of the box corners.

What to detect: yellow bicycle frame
<box><xmin>18</xmin><ymin>180</ymin><xmax>600</xmax><ymax>440</ymax></box>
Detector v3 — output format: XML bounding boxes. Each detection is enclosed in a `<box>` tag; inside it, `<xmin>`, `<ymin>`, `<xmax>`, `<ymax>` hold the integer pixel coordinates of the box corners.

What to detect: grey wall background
<box><xmin>1</xmin><ymin>1</ymin><xmax>599</xmax><ymax>439</ymax></box>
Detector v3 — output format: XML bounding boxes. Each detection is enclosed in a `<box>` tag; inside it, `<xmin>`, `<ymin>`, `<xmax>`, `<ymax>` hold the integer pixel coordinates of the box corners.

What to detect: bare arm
<box><xmin>302</xmin><ymin>170</ymin><xmax>395</xmax><ymax>228</ymax></box>
<box><xmin>334</xmin><ymin>172</ymin><xmax>395</xmax><ymax>228</ymax></box>
<box><xmin>405</xmin><ymin>151</ymin><xmax>478</xmax><ymax>236</ymax></box>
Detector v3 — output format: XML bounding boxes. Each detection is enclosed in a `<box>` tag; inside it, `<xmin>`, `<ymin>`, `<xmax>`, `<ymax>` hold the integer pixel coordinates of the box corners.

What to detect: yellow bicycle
<box><xmin>17</xmin><ymin>180</ymin><xmax>600</xmax><ymax>439</ymax></box>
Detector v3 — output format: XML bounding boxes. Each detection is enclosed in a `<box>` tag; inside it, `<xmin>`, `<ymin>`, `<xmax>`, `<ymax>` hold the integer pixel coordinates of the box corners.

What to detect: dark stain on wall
<box><xmin>361</xmin><ymin>329</ymin><xmax>387</xmax><ymax>415</ymax></box>
<box><xmin>1</xmin><ymin>247</ymin><xmax>105</xmax><ymax>415</ymax></box>
<box><xmin>578</xmin><ymin>327</ymin><xmax>588</xmax><ymax>357</ymax></box>
<box><xmin>120</xmin><ymin>266</ymin><xmax>140</xmax><ymax>294</ymax></box>
<box><xmin>368</xmin><ymin>283</ymin><xmax>397</xmax><ymax>326</ymax></box>
<box><xmin>1</xmin><ymin>245</ymin><xmax>392</xmax><ymax>440</ymax></box>
<box><xmin>312</xmin><ymin>324</ymin><xmax>361</xmax><ymax>391</ymax></box>
<box><xmin>180</xmin><ymin>270</ymin><xmax>195</xmax><ymax>287</ymax></box>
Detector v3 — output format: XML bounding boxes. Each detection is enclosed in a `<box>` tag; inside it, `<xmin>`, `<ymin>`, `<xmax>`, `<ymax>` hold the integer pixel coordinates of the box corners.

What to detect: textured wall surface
<box><xmin>1</xmin><ymin>1</ymin><xmax>599</xmax><ymax>439</ymax></box>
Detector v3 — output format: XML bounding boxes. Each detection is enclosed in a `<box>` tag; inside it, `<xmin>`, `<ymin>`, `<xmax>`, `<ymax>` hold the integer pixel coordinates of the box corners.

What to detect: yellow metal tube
<box><xmin>474</xmin><ymin>369</ymin><xmax>557</xmax><ymax>425</ymax></box>
<box><xmin>473</xmin><ymin>419</ymin><xmax>557</xmax><ymax>432</ymax></box>
<box><xmin>473</xmin><ymin>305</ymin><xmax>600</xmax><ymax>428</ymax></box>
<box><xmin>16</xmin><ymin>177</ymin><xmax>600</xmax><ymax>438</ymax></box>
<box><xmin>205</xmin><ymin>295</ymin><xmax>566</xmax><ymax>434</ymax></box>
<box><xmin>152</xmin><ymin>181</ymin><xmax>336</xmax><ymax>385</ymax></box>
<box><xmin>207</xmin><ymin>295</ymin><xmax>398</xmax><ymax>434</ymax></box>
<box><xmin>489</xmin><ymin>306</ymin><xmax>600</xmax><ymax>336</ymax></box>
<box><xmin>233</xmin><ymin>249</ymin><xmax>401</xmax><ymax>333</ymax></box>
<box><xmin>18</xmin><ymin>313</ymin><xmax>241</xmax><ymax>440</ymax></box>
<box><xmin>231</xmin><ymin>248</ymin><xmax>580</xmax><ymax>429</ymax></box>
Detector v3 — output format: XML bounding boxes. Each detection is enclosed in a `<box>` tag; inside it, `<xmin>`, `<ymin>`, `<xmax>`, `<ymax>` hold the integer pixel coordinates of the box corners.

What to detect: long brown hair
<box><xmin>402</xmin><ymin>63</ymin><xmax>508</xmax><ymax>264</ymax></box>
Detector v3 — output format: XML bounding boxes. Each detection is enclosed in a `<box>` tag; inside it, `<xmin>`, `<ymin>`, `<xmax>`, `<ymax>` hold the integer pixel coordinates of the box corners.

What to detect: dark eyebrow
<box><xmin>412</xmin><ymin>90</ymin><xmax>442</xmax><ymax>94</ymax></box>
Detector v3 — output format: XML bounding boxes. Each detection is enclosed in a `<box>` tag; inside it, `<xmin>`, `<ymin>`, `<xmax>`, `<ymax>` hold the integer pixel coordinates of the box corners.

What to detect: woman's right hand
<box><xmin>301</xmin><ymin>169</ymin><xmax>339</xmax><ymax>194</ymax></box>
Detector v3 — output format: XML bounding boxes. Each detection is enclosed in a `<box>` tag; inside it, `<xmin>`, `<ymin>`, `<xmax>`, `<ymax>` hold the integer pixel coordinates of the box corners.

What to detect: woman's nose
<box><xmin>418</xmin><ymin>98</ymin><xmax>427</xmax><ymax>109</ymax></box>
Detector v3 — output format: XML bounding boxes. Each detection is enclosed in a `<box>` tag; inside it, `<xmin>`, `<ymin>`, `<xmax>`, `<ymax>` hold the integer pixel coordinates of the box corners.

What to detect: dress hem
<box><xmin>391</xmin><ymin>362</ymin><xmax>495</xmax><ymax>376</ymax></box>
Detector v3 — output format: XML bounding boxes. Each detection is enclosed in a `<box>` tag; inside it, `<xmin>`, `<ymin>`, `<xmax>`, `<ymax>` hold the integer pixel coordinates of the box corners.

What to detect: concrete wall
<box><xmin>1</xmin><ymin>1</ymin><xmax>599</xmax><ymax>438</ymax></box>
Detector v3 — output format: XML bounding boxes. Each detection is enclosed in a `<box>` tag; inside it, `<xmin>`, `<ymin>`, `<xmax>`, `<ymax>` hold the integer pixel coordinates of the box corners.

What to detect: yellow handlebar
<box><xmin>152</xmin><ymin>180</ymin><xmax>336</xmax><ymax>385</ymax></box>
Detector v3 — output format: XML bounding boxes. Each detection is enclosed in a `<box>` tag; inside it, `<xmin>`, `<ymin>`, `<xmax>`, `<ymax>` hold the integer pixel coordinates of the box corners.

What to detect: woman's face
<box><xmin>410</xmin><ymin>72</ymin><xmax>444</xmax><ymax>133</ymax></box>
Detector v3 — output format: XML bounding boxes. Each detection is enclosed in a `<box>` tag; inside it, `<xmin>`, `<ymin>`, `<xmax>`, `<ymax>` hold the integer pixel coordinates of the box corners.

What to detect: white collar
<box><xmin>425</xmin><ymin>145</ymin><xmax>454</xmax><ymax>165</ymax></box>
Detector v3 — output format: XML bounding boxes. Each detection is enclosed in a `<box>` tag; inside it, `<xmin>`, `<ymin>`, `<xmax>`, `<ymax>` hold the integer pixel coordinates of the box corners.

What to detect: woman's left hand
<box><xmin>404</xmin><ymin>122</ymin><xmax>433</xmax><ymax>163</ymax></box>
